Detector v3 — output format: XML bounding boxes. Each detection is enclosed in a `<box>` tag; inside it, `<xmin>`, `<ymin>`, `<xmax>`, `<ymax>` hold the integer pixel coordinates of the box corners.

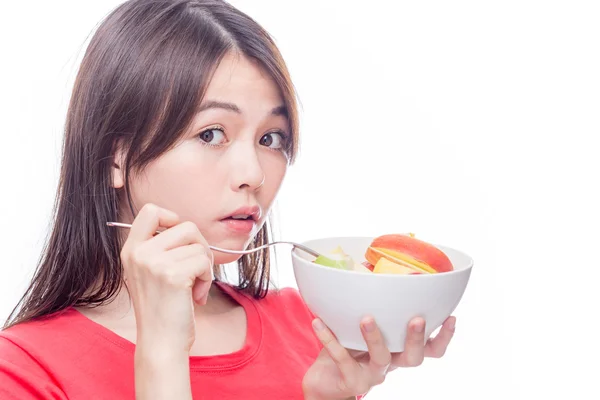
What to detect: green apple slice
<box><xmin>313</xmin><ymin>254</ymin><xmax>351</xmax><ymax>270</ymax></box>
<box><xmin>313</xmin><ymin>246</ymin><xmax>354</xmax><ymax>270</ymax></box>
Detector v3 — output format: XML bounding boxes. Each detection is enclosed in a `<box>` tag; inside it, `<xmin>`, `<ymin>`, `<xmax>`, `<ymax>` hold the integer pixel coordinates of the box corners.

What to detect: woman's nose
<box><xmin>230</xmin><ymin>146</ymin><xmax>265</xmax><ymax>192</ymax></box>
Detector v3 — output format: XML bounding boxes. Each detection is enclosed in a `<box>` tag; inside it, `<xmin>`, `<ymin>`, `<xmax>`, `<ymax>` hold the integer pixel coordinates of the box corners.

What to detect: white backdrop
<box><xmin>1</xmin><ymin>1</ymin><xmax>599</xmax><ymax>399</ymax></box>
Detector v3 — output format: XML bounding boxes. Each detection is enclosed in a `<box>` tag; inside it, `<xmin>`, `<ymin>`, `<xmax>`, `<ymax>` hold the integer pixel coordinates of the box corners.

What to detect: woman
<box><xmin>0</xmin><ymin>1</ymin><xmax>456</xmax><ymax>399</ymax></box>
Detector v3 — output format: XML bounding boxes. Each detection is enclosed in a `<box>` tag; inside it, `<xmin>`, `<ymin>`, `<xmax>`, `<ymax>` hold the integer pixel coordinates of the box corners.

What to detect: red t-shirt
<box><xmin>0</xmin><ymin>282</ymin><xmax>326</xmax><ymax>399</ymax></box>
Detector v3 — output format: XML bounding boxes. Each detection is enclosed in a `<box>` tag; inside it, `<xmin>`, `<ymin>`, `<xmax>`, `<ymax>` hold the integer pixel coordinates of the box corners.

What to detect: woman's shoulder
<box><xmin>1</xmin><ymin>308</ymin><xmax>82</xmax><ymax>345</ymax></box>
<box><xmin>0</xmin><ymin>310</ymin><xmax>81</xmax><ymax>399</ymax></box>
<box><xmin>218</xmin><ymin>281</ymin><xmax>316</xmax><ymax>323</ymax></box>
<box><xmin>0</xmin><ymin>308</ymin><xmax>89</xmax><ymax>368</ymax></box>
<box><xmin>265</xmin><ymin>286</ymin><xmax>311</xmax><ymax>310</ymax></box>
<box><xmin>258</xmin><ymin>285</ymin><xmax>317</xmax><ymax>323</ymax></box>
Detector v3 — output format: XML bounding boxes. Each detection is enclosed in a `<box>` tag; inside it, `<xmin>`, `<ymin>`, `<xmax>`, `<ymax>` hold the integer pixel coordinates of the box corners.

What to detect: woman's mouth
<box><xmin>220</xmin><ymin>217</ymin><xmax>256</xmax><ymax>234</ymax></box>
<box><xmin>219</xmin><ymin>206</ymin><xmax>260</xmax><ymax>235</ymax></box>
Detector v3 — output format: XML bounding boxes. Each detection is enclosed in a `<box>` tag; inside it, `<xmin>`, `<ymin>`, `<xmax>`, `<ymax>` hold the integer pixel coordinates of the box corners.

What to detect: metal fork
<box><xmin>106</xmin><ymin>222</ymin><xmax>322</xmax><ymax>258</ymax></box>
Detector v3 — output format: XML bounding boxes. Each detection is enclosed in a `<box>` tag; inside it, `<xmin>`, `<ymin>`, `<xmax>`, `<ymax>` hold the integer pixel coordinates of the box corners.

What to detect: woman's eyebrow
<box><xmin>270</xmin><ymin>105</ymin><xmax>288</xmax><ymax>117</ymax></box>
<box><xmin>198</xmin><ymin>100</ymin><xmax>241</xmax><ymax>113</ymax></box>
<box><xmin>197</xmin><ymin>100</ymin><xmax>287</xmax><ymax>117</ymax></box>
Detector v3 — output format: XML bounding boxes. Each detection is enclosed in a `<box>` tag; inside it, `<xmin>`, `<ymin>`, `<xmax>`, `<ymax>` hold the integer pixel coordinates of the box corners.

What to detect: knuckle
<box><xmin>384</xmin><ymin>354</ymin><xmax>393</xmax><ymax>366</ymax></box>
<box><xmin>196</xmin><ymin>253</ymin><xmax>212</xmax><ymax>271</ymax></box>
<box><xmin>409</xmin><ymin>332</ymin><xmax>424</xmax><ymax>344</ymax></box>
<box><xmin>141</xmin><ymin>203</ymin><xmax>158</xmax><ymax>215</ymax></box>
<box><xmin>373</xmin><ymin>374</ymin><xmax>386</xmax><ymax>385</ymax></box>
<box><xmin>202</xmin><ymin>253</ymin><xmax>213</xmax><ymax>266</ymax></box>
<box><xmin>199</xmin><ymin>244</ymin><xmax>211</xmax><ymax>256</ymax></box>
<box><xmin>373</xmin><ymin>355</ymin><xmax>392</xmax><ymax>370</ymax></box>
<box><xmin>427</xmin><ymin>339</ymin><xmax>446</xmax><ymax>358</ymax></box>
<box><xmin>320</xmin><ymin>332</ymin><xmax>335</xmax><ymax>347</ymax></box>
<box><xmin>183</xmin><ymin>221</ymin><xmax>203</xmax><ymax>241</ymax></box>
<box><xmin>191</xmin><ymin>243</ymin><xmax>206</xmax><ymax>255</ymax></box>
<box><xmin>183</xmin><ymin>221</ymin><xmax>199</xmax><ymax>234</ymax></box>
<box><xmin>191</xmin><ymin>245</ymin><xmax>212</xmax><ymax>264</ymax></box>
<box><xmin>367</xmin><ymin>334</ymin><xmax>383</xmax><ymax>346</ymax></box>
<box><xmin>157</xmin><ymin>265</ymin><xmax>179</xmax><ymax>285</ymax></box>
<box><xmin>182</xmin><ymin>220</ymin><xmax>196</xmax><ymax>230</ymax></box>
<box><xmin>131</xmin><ymin>246</ymin><xmax>147</xmax><ymax>266</ymax></box>
<box><xmin>323</xmin><ymin>331</ymin><xmax>340</xmax><ymax>349</ymax></box>
<box><xmin>332</xmin><ymin>347</ymin><xmax>349</xmax><ymax>363</ymax></box>
<box><xmin>433</xmin><ymin>347</ymin><xmax>446</xmax><ymax>358</ymax></box>
<box><xmin>409</xmin><ymin>356</ymin><xmax>424</xmax><ymax>367</ymax></box>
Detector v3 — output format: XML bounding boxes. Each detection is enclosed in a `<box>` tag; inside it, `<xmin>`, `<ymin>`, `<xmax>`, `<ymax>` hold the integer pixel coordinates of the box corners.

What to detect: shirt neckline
<box><xmin>71</xmin><ymin>280</ymin><xmax>263</xmax><ymax>372</ymax></box>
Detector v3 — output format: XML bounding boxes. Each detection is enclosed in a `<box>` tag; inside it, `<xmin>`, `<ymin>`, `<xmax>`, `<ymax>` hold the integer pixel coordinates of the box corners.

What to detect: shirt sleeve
<box><xmin>0</xmin><ymin>336</ymin><xmax>68</xmax><ymax>400</ymax></box>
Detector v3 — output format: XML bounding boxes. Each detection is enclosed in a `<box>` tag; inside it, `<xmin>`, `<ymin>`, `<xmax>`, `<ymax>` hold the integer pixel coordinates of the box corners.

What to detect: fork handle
<box><xmin>209</xmin><ymin>241</ymin><xmax>321</xmax><ymax>258</ymax></box>
<box><xmin>106</xmin><ymin>222</ymin><xmax>320</xmax><ymax>258</ymax></box>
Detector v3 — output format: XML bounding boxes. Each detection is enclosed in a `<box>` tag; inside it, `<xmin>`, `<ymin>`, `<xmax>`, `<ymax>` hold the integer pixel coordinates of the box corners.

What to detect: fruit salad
<box><xmin>313</xmin><ymin>233</ymin><xmax>454</xmax><ymax>275</ymax></box>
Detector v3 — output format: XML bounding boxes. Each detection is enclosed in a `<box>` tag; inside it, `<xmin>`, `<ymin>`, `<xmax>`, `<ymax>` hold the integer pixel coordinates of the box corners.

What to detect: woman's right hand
<box><xmin>119</xmin><ymin>203</ymin><xmax>214</xmax><ymax>399</ymax></box>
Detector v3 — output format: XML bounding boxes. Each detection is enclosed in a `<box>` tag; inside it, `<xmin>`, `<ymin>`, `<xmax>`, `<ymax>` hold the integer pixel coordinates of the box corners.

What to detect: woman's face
<box><xmin>115</xmin><ymin>52</ymin><xmax>291</xmax><ymax>264</ymax></box>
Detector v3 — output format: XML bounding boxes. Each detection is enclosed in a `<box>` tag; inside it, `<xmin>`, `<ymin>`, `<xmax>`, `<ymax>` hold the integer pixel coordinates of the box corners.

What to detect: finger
<box><xmin>167</xmin><ymin>244</ymin><xmax>213</xmax><ymax>282</ymax></box>
<box><xmin>312</xmin><ymin>318</ymin><xmax>361</xmax><ymax>384</ymax></box>
<box><xmin>167</xmin><ymin>244</ymin><xmax>214</xmax><ymax>304</ymax></box>
<box><xmin>149</xmin><ymin>221</ymin><xmax>206</xmax><ymax>251</ymax></box>
<box><xmin>392</xmin><ymin>317</ymin><xmax>426</xmax><ymax>368</ymax></box>
<box><xmin>192</xmin><ymin>278</ymin><xmax>212</xmax><ymax>305</ymax></box>
<box><xmin>127</xmin><ymin>203</ymin><xmax>179</xmax><ymax>244</ymax></box>
<box><xmin>425</xmin><ymin>316</ymin><xmax>456</xmax><ymax>358</ymax></box>
<box><xmin>189</xmin><ymin>252</ymin><xmax>214</xmax><ymax>305</ymax></box>
<box><xmin>360</xmin><ymin>316</ymin><xmax>392</xmax><ymax>379</ymax></box>
<box><xmin>165</xmin><ymin>243</ymin><xmax>207</xmax><ymax>261</ymax></box>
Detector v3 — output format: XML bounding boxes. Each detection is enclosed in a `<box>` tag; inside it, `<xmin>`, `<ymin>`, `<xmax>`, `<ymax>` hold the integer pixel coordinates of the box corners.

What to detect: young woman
<box><xmin>0</xmin><ymin>1</ymin><xmax>456</xmax><ymax>399</ymax></box>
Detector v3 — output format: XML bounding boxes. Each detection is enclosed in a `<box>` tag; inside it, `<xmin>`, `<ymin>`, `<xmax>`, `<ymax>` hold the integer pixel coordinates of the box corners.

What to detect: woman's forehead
<box><xmin>203</xmin><ymin>52</ymin><xmax>284</xmax><ymax>107</ymax></box>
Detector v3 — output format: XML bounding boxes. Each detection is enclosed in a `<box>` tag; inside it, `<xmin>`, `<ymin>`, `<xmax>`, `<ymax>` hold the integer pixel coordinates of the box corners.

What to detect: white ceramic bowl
<box><xmin>291</xmin><ymin>236</ymin><xmax>474</xmax><ymax>352</ymax></box>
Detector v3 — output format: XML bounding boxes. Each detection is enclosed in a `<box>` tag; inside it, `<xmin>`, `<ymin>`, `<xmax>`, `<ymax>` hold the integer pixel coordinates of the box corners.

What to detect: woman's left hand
<box><xmin>302</xmin><ymin>315</ymin><xmax>456</xmax><ymax>400</ymax></box>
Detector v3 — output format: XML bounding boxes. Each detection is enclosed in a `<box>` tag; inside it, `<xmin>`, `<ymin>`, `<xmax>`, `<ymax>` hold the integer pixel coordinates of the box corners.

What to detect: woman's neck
<box><xmin>77</xmin><ymin>281</ymin><xmax>236</xmax><ymax>332</ymax></box>
<box><xmin>76</xmin><ymin>281</ymin><xmax>248</xmax><ymax>357</ymax></box>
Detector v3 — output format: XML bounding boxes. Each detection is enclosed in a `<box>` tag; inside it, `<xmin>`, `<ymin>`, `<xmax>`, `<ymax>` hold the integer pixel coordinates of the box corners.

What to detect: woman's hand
<box><xmin>302</xmin><ymin>315</ymin><xmax>456</xmax><ymax>400</ymax></box>
<box><xmin>119</xmin><ymin>203</ymin><xmax>214</xmax><ymax>399</ymax></box>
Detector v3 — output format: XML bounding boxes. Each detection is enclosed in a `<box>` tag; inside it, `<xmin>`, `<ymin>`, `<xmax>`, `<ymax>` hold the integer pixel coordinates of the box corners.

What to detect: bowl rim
<box><xmin>290</xmin><ymin>235</ymin><xmax>474</xmax><ymax>277</ymax></box>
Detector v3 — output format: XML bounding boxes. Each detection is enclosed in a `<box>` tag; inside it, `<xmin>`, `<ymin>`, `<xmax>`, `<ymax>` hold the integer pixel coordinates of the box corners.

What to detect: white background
<box><xmin>1</xmin><ymin>1</ymin><xmax>599</xmax><ymax>399</ymax></box>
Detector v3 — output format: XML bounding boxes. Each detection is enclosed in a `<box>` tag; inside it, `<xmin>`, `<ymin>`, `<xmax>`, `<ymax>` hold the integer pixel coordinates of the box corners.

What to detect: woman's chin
<box><xmin>206</xmin><ymin>220</ymin><xmax>273</xmax><ymax>265</ymax></box>
<box><xmin>209</xmin><ymin>236</ymin><xmax>255</xmax><ymax>265</ymax></box>
<box><xmin>213</xmin><ymin>252</ymin><xmax>244</xmax><ymax>265</ymax></box>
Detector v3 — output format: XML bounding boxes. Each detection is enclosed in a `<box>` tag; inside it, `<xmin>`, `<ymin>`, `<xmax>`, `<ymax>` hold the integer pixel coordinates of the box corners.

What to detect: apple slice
<box><xmin>313</xmin><ymin>255</ymin><xmax>350</xmax><ymax>270</ymax></box>
<box><xmin>373</xmin><ymin>257</ymin><xmax>422</xmax><ymax>275</ymax></box>
<box><xmin>372</xmin><ymin>247</ymin><xmax>437</xmax><ymax>274</ymax></box>
<box><xmin>366</xmin><ymin>247</ymin><xmax>431</xmax><ymax>274</ymax></box>
<box><xmin>313</xmin><ymin>246</ymin><xmax>356</xmax><ymax>270</ymax></box>
<box><xmin>370</xmin><ymin>234</ymin><xmax>453</xmax><ymax>273</ymax></box>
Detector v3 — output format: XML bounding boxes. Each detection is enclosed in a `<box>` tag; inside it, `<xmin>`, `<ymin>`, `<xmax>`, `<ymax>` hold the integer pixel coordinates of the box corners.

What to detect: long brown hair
<box><xmin>3</xmin><ymin>0</ymin><xmax>299</xmax><ymax>329</ymax></box>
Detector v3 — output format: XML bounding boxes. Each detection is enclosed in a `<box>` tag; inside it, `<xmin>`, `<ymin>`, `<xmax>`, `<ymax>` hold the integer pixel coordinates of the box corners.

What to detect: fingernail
<box><xmin>313</xmin><ymin>319</ymin><xmax>326</xmax><ymax>332</ymax></box>
<box><xmin>448</xmin><ymin>317</ymin><xmax>456</xmax><ymax>331</ymax></box>
<box><xmin>415</xmin><ymin>319</ymin><xmax>425</xmax><ymax>333</ymax></box>
<box><xmin>363</xmin><ymin>318</ymin><xmax>376</xmax><ymax>333</ymax></box>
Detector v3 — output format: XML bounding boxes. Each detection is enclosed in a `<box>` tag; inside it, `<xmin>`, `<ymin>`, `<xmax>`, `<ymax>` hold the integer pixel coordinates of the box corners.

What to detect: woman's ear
<box><xmin>111</xmin><ymin>141</ymin><xmax>126</xmax><ymax>189</ymax></box>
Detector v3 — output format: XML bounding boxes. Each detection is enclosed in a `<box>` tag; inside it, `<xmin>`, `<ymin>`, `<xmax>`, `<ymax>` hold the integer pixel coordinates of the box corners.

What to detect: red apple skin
<box><xmin>366</xmin><ymin>234</ymin><xmax>454</xmax><ymax>273</ymax></box>
<box><xmin>362</xmin><ymin>261</ymin><xmax>374</xmax><ymax>271</ymax></box>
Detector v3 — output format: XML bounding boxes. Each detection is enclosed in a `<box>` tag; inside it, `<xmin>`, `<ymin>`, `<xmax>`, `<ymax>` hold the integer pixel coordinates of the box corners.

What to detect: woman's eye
<box><xmin>198</xmin><ymin>127</ymin><xmax>226</xmax><ymax>146</ymax></box>
<box><xmin>259</xmin><ymin>132</ymin><xmax>285</xmax><ymax>149</ymax></box>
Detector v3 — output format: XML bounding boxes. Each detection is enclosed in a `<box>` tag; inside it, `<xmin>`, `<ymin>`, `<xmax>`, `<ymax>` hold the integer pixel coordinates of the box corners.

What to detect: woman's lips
<box><xmin>220</xmin><ymin>217</ymin><xmax>256</xmax><ymax>234</ymax></box>
<box><xmin>219</xmin><ymin>205</ymin><xmax>261</xmax><ymax>234</ymax></box>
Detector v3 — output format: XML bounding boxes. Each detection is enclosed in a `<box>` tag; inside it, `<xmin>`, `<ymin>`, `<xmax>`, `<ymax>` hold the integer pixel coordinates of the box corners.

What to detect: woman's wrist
<box><xmin>134</xmin><ymin>344</ymin><xmax>192</xmax><ymax>400</ymax></box>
